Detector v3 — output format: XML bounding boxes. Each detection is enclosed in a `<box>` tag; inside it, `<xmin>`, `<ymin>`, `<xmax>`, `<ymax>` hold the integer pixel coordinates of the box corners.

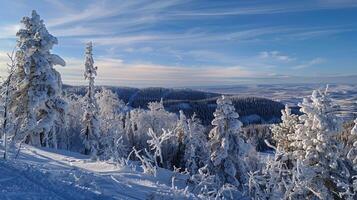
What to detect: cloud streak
<box><xmin>259</xmin><ymin>51</ymin><xmax>295</xmax><ymax>62</ymax></box>
<box><xmin>169</xmin><ymin>1</ymin><xmax>357</xmax><ymax>17</ymax></box>
<box><xmin>292</xmin><ymin>58</ymin><xmax>325</xmax><ymax>69</ymax></box>
<box><xmin>57</xmin><ymin>56</ymin><xmax>264</xmax><ymax>87</ymax></box>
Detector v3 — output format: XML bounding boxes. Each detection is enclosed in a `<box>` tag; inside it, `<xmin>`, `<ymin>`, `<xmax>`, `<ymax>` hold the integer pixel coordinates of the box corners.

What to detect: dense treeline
<box><xmin>64</xmin><ymin>85</ymin><xmax>285</xmax><ymax>125</ymax></box>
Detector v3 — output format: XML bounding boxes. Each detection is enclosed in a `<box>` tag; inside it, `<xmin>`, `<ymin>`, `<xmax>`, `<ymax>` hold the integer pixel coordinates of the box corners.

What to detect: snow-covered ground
<box><xmin>0</xmin><ymin>144</ymin><xmax>193</xmax><ymax>200</ymax></box>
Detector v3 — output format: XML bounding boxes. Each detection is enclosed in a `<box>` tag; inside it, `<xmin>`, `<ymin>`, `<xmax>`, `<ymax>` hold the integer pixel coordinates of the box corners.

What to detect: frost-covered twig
<box><xmin>132</xmin><ymin>147</ymin><xmax>157</xmax><ymax>176</ymax></box>
<box><xmin>147</xmin><ymin>128</ymin><xmax>173</xmax><ymax>167</ymax></box>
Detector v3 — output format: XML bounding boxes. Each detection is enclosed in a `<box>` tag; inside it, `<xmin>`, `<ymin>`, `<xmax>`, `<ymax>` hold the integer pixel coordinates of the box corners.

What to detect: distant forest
<box><xmin>64</xmin><ymin>85</ymin><xmax>289</xmax><ymax>125</ymax></box>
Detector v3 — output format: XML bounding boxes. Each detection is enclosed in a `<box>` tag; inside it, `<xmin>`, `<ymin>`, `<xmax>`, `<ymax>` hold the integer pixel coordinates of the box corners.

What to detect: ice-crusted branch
<box><xmin>132</xmin><ymin>147</ymin><xmax>157</xmax><ymax>176</ymax></box>
<box><xmin>147</xmin><ymin>128</ymin><xmax>173</xmax><ymax>167</ymax></box>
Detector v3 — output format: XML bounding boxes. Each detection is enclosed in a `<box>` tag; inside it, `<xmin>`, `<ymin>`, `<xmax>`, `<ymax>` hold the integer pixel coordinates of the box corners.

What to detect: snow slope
<box><xmin>0</xmin><ymin>144</ymin><xmax>194</xmax><ymax>200</ymax></box>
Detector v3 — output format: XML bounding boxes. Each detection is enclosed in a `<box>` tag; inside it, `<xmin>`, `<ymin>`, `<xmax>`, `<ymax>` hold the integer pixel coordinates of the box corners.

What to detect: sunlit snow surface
<box><xmin>0</xmin><ymin>144</ymin><xmax>193</xmax><ymax>200</ymax></box>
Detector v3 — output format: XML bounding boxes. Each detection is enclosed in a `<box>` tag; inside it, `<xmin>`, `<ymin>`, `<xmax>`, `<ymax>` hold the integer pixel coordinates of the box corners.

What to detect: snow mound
<box><xmin>0</xmin><ymin>144</ymin><xmax>195</xmax><ymax>200</ymax></box>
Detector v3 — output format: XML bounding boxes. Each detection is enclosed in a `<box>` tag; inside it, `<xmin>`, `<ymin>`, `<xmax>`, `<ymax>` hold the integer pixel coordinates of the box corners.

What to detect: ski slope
<box><xmin>0</xmin><ymin>145</ymin><xmax>194</xmax><ymax>200</ymax></box>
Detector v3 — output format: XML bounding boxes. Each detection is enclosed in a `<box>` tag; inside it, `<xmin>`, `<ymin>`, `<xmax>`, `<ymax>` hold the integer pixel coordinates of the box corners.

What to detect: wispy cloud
<box><xmin>169</xmin><ymin>1</ymin><xmax>357</xmax><ymax>17</ymax></box>
<box><xmin>0</xmin><ymin>24</ymin><xmax>21</xmax><ymax>39</ymax></box>
<box><xmin>285</xmin><ymin>28</ymin><xmax>353</xmax><ymax>40</ymax></box>
<box><xmin>124</xmin><ymin>47</ymin><xmax>153</xmax><ymax>53</ymax></box>
<box><xmin>46</xmin><ymin>2</ymin><xmax>121</xmax><ymax>27</ymax></box>
<box><xmin>57</xmin><ymin>56</ymin><xmax>264</xmax><ymax>87</ymax></box>
<box><xmin>259</xmin><ymin>51</ymin><xmax>295</xmax><ymax>62</ymax></box>
<box><xmin>85</xmin><ymin>35</ymin><xmax>159</xmax><ymax>46</ymax></box>
<box><xmin>1</xmin><ymin>0</ymin><xmax>354</xmax><ymax>43</ymax></box>
<box><xmin>46</xmin><ymin>0</ymin><xmax>183</xmax><ymax>32</ymax></box>
<box><xmin>51</xmin><ymin>26</ymin><xmax>112</xmax><ymax>37</ymax></box>
<box><xmin>77</xmin><ymin>25</ymin><xmax>353</xmax><ymax>49</ymax></box>
<box><xmin>292</xmin><ymin>58</ymin><xmax>325</xmax><ymax>69</ymax></box>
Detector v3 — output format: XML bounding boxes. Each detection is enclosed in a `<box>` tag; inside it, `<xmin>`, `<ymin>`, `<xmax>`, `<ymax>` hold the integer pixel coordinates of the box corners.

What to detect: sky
<box><xmin>0</xmin><ymin>0</ymin><xmax>356</xmax><ymax>87</ymax></box>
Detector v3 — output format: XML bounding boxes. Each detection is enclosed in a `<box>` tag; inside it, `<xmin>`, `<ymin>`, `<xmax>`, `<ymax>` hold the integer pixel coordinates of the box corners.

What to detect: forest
<box><xmin>1</xmin><ymin>10</ymin><xmax>357</xmax><ymax>200</ymax></box>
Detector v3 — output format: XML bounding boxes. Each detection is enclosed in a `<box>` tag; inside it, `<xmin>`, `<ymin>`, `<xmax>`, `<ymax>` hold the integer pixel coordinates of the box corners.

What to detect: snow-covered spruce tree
<box><xmin>248</xmin><ymin>106</ymin><xmax>301</xmax><ymax>200</ymax></box>
<box><xmin>95</xmin><ymin>88</ymin><xmax>127</xmax><ymax>161</ymax></box>
<box><xmin>81</xmin><ymin>42</ymin><xmax>100</xmax><ymax>159</ymax></box>
<box><xmin>208</xmin><ymin>95</ymin><xmax>254</xmax><ymax>196</ymax></box>
<box><xmin>272</xmin><ymin>105</ymin><xmax>300</xmax><ymax>154</ymax></box>
<box><xmin>184</xmin><ymin>113</ymin><xmax>209</xmax><ymax>174</ymax></box>
<box><xmin>288</xmin><ymin>88</ymin><xmax>351</xmax><ymax>199</ymax></box>
<box><xmin>8</xmin><ymin>10</ymin><xmax>66</xmax><ymax>147</ymax></box>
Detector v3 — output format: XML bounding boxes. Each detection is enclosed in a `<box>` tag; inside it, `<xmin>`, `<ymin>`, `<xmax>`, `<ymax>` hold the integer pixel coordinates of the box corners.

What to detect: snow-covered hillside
<box><xmin>0</xmin><ymin>144</ymin><xmax>193</xmax><ymax>200</ymax></box>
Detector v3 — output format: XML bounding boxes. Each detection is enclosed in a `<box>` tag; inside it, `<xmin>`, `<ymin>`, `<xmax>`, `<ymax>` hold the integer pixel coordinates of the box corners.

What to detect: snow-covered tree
<box><xmin>0</xmin><ymin>49</ymin><xmax>17</xmax><ymax>159</ymax></box>
<box><xmin>208</xmin><ymin>95</ymin><xmax>254</xmax><ymax>195</ymax></box>
<box><xmin>184</xmin><ymin>114</ymin><xmax>208</xmax><ymax>174</ymax></box>
<box><xmin>243</xmin><ymin>124</ymin><xmax>273</xmax><ymax>152</ymax></box>
<box><xmin>95</xmin><ymin>88</ymin><xmax>127</xmax><ymax>119</ymax></box>
<box><xmin>271</xmin><ymin>105</ymin><xmax>300</xmax><ymax>154</ymax></box>
<box><xmin>124</xmin><ymin>112</ymin><xmax>135</xmax><ymax>147</ymax></box>
<box><xmin>346</xmin><ymin>119</ymin><xmax>357</xmax><ymax>197</ymax></box>
<box><xmin>131</xmin><ymin>146</ymin><xmax>157</xmax><ymax>176</ymax></box>
<box><xmin>144</xmin><ymin>99</ymin><xmax>177</xmax><ymax>135</ymax></box>
<box><xmin>95</xmin><ymin>88</ymin><xmax>128</xmax><ymax>161</ymax></box>
<box><xmin>129</xmin><ymin>99</ymin><xmax>176</xmax><ymax>148</ymax></box>
<box><xmin>81</xmin><ymin>42</ymin><xmax>100</xmax><ymax>159</ymax></box>
<box><xmin>287</xmin><ymin>88</ymin><xmax>350</xmax><ymax>199</ymax></box>
<box><xmin>173</xmin><ymin>110</ymin><xmax>189</xmax><ymax>168</ymax></box>
<box><xmin>128</xmin><ymin>99</ymin><xmax>177</xmax><ymax>167</ymax></box>
<box><xmin>60</xmin><ymin>94</ymin><xmax>85</xmax><ymax>151</ymax></box>
<box><xmin>8</xmin><ymin>10</ymin><xmax>66</xmax><ymax>147</ymax></box>
<box><xmin>249</xmin><ymin>88</ymin><xmax>354</xmax><ymax>199</ymax></box>
<box><xmin>248</xmin><ymin>106</ymin><xmax>300</xmax><ymax>199</ymax></box>
<box><xmin>339</xmin><ymin>120</ymin><xmax>357</xmax><ymax>157</ymax></box>
<box><xmin>147</xmin><ymin>128</ymin><xmax>173</xmax><ymax>168</ymax></box>
<box><xmin>190</xmin><ymin>165</ymin><xmax>219</xmax><ymax>199</ymax></box>
<box><xmin>351</xmin><ymin>119</ymin><xmax>357</xmax><ymax>134</ymax></box>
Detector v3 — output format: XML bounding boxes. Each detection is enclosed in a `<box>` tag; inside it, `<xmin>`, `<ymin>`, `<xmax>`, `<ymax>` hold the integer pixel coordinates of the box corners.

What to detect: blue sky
<box><xmin>0</xmin><ymin>0</ymin><xmax>356</xmax><ymax>87</ymax></box>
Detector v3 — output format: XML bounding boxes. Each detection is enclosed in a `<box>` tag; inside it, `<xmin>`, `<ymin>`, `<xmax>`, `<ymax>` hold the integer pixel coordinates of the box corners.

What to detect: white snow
<box><xmin>0</xmin><ymin>144</ymin><xmax>195</xmax><ymax>200</ymax></box>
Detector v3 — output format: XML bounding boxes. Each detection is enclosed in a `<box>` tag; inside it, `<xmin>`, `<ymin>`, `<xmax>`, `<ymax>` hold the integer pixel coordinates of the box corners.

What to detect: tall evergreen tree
<box><xmin>9</xmin><ymin>10</ymin><xmax>66</xmax><ymax>147</ymax></box>
<box><xmin>249</xmin><ymin>89</ymin><xmax>354</xmax><ymax>199</ymax></box>
<box><xmin>208</xmin><ymin>95</ymin><xmax>253</xmax><ymax>195</ymax></box>
<box><xmin>81</xmin><ymin>42</ymin><xmax>100</xmax><ymax>159</ymax></box>
<box><xmin>288</xmin><ymin>89</ymin><xmax>349</xmax><ymax>199</ymax></box>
